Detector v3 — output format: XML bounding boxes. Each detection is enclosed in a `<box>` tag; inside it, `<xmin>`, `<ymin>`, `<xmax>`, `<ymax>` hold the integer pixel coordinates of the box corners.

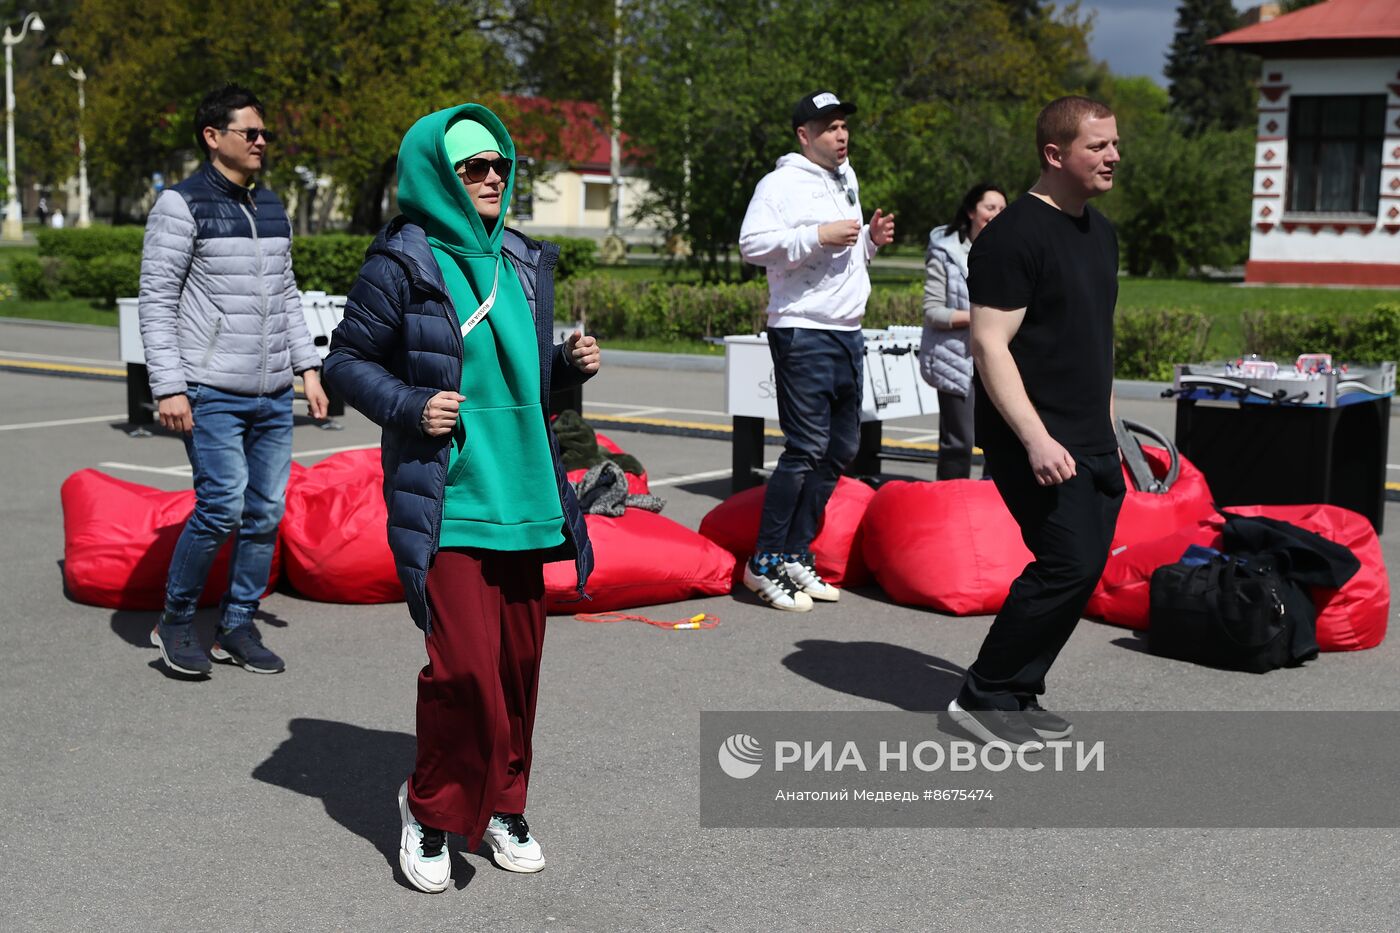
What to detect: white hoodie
<box><xmin>739</xmin><ymin>152</ymin><xmax>878</xmax><ymax>330</ymax></box>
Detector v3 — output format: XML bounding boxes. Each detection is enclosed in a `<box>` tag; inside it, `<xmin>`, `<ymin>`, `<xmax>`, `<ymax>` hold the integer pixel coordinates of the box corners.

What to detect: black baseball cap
<box><xmin>791</xmin><ymin>90</ymin><xmax>857</xmax><ymax>129</ymax></box>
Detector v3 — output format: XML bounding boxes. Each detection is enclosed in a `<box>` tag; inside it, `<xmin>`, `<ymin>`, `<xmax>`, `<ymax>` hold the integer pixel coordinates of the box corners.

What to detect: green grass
<box><xmin>0</xmin><ymin>298</ymin><xmax>118</xmax><ymax>326</ymax></box>
<box><xmin>601</xmin><ymin>336</ymin><xmax>723</xmax><ymax>355</ymax></box>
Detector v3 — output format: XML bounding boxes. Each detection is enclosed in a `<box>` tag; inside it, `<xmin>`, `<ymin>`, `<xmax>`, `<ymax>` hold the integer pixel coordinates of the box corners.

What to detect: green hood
<box><xmin>396</xmin><ymin>103</ymin><xmax>516</xmax><ymax>257</ymax></box>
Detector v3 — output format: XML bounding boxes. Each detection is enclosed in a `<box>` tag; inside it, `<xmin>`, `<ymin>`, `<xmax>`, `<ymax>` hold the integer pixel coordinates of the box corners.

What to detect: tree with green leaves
<box><xmin>498</xmin><ymin>0</ymin><xmax>616</xmax><ymax>107</ymax></box>
<box><xmin>621</xmin><ymin>0</ymin><xmax>1098</xmax><ymax>281</ymax></box>
<box><xmin>31</xmin><ymin>0</ymin><xmax>508</xmax><ymax>230</ymax></box>
<box><xmin>1165</xmin><ymin>0</ymin><xmax>1259</xmax><ymax>135</ymax></box>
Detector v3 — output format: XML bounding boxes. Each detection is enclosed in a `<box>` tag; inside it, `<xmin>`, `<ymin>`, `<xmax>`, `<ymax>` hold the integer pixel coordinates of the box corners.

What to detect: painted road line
<box><xmin>0</xmin><ymin>413</ymin><xmax>126</xmax><ymax>431</ymax></box>
<box><xmin>584</xmin><ymin>411</ymin><xmax>948</xmax><ymax>452</ymax></box>
<box><xmin>0</xmin><ymin>358</ymin><xmax>124</xmax><ymax>378</ymax></box>
<box><xmin>585</xmin><ymin>400</ymin><xmax>733</xmax><ymax>418</ymax></box>
<box><xmin>99</xmin><ymin>461</ymin><xmax>193</xmax><ymax>477</ymax></box>
<box><xmin>650</xmin><ymin>461</ymin><xmax>780</xmax><ymax>488</ymax></box>
<box><xmin>0</xmin><ymin>349</ymin><xmax>121</xmax><ymax>366</ymax></box>
<box><xmin>608</xmin><ymin>406</ymin><xmax>671</xmax><ymax>418</ymax></box>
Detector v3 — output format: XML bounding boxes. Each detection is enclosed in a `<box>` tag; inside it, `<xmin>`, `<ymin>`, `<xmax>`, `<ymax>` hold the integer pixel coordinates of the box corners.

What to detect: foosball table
<box><xmin>1168</xmin><ymin>357</ymin><xmax>1395</xmax><ymax>531</ymax></box>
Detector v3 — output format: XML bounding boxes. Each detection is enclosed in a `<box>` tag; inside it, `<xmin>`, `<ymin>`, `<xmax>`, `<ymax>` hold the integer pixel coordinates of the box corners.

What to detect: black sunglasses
<box><xmin>830</xmin><ymin>171</ymin><xmax>856</xmax><ymax>205</ymax></box>
<box><xmin>455</xmin><ymin>157</ymin><xmax>512</xmax><ymax>184</ymax></box>
<box><xmin>222</xmin><ymin>126</ymin><xmax>274</xmax><ymax>144</ymax></box>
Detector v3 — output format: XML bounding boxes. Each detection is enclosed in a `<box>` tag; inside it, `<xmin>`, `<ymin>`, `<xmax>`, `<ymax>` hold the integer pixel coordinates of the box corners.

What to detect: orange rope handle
<box><xmin>574</xmin><ymin>611</ymin><xmax>720</xmax><ymax>631</ymax></box>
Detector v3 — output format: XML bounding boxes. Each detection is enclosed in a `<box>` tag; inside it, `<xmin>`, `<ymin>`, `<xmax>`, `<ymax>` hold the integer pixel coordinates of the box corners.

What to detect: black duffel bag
<box><xmin>1148</xmin><ymin>553</ymin><xmax>1305</xmax><ymax>674</ymax></box>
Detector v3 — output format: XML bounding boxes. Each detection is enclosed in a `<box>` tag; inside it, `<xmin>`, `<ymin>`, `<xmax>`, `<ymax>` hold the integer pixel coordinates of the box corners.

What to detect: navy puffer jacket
<box><xmin>323</xmin><ymin>218</ymin><xmax>593</xmax><ymax>631</ymax></box>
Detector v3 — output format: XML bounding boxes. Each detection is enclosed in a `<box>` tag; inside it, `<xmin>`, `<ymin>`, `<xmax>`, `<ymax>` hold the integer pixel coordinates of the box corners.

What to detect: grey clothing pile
<box><xmin>572</xmin><ymin>461</ymin><xmax>665</xmax><ymax>517</ymax></box>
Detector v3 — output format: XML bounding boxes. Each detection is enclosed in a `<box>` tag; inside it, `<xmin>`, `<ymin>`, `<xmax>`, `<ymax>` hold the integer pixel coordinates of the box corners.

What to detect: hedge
<box><xmin>558</xmin><ymin>278</ymin><xmax>1213</xmax><ymax>380</ymax></box>
<box><xmin>12</xmin><ymin>253</ymin><xmax>140</xmax><ymax>305</ymax></box>
<box><xmin>292</xmin><ymin>234</ymin><xmax>373</xmax><ymax>295</ymax></box>
<box><xmin>13</xmin><ymin>227</ymin><xmax>146</xmax><ymax>305</ymax></box>
<box><xmin>554</xmin><ymin>237</ymin><xmax>597</xmax><ymax>280</ymax></box>
<box><xmin>37</xmin><ymin>226</ymin><xmax>145</xmax><ymax>261</ymax></box>
<box><xmin>1242</xmin><ymin>303</ymin><xmax>1400</xmax><ymax>364</ymax></box>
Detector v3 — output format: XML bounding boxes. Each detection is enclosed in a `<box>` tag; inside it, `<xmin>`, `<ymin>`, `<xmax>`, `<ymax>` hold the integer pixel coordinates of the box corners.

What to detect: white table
<box><xmin>116</xmin><ymin>293</ymin><xmax>348</xmax><ymax>427</ymax></box>
<box><xmin>724</xmin><ymin>327</ymin><xmax>941</xmax><ymax>491</ymax></box>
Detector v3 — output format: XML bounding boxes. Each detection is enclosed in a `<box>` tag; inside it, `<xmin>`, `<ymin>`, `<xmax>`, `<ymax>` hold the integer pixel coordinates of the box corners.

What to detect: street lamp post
<box><xmin>51</xmin><ymin>51</ymin><xmax>89</xmax><ymax>228</ymax></box>
<box><xmin>2</xmin><ymin>11</ymin><xmax>44</xmax><ymax>240</ymax></box>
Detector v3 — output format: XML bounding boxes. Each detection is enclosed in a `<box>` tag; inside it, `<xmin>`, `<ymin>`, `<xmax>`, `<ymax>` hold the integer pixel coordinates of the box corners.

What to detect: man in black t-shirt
<box><xmin>947</xmin><ymin>96</ymin><xmax>1126</xmax><ymax>751</ymax></box>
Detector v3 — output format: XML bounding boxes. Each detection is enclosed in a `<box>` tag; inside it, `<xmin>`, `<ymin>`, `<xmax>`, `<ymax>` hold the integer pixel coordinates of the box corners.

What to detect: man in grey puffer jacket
<box><xmin>140</xmin><ymin>83</ymin><xmax>326</xmax><ymax>678</ymax></box>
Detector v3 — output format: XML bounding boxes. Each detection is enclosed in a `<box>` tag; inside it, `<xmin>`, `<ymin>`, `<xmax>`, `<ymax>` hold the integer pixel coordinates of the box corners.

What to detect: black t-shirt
<box><xmin>968</xmin><ymin>194</ymin><xmax>1118</xmax><ymax>455</ymax></box>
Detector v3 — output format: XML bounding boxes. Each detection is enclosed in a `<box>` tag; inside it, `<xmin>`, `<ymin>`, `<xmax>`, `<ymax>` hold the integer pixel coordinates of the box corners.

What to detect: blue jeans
<box><xmin>755</xmin><ymin>327</ymin><xmax>864</xmax><ymax>553</ymax></box>
<box><xmin>163</xmin><ymin>384</ymin><xmax>294</xmax><ymax>629</ymax></box>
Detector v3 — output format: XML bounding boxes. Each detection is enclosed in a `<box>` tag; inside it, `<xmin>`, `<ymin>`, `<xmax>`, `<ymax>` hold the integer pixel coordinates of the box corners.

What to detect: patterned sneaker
<box><xmin>484</xmin><ymin>812</ymin><xmax>546</xmax><ymax>873</ymax></box>
<box><xmin>781</xmin><ymin>552</ymin><xmax>840</xmax><ymax>602</ymax></box>
<box><xmin>743</xmin><ymin>554</ymin><xmax>813</xmax><ymax>612</ymax></box>
<box><xmin>398</xmin><ymin>781</ymin><xmax>450</xmax><ymax>893</ymax></box>
<box><xmin>210</xmin><ymin>622</ymin><xmax>285</xmax><ymax>674</ymax></box>
<box><xmin>149</xmin><ymin>616</ymin><xmax>212</xmax><ymax>677</ymax></box>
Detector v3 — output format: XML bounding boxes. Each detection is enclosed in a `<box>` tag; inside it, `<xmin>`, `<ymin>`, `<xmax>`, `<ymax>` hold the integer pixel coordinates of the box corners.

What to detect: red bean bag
<box><xmin>861</xmin><ymin>479</ymin><xmax>1030</xmax><ymax>615</ymax></box>
<box><xmin>1113</xmin><ymin>445</ymin><xmax>1216</xmax><ymax>550</ymax></box>
<box><xmin>545</xmin><ymin>509</ymin><xmax>736</xmax><ymax>613</ymax></box>
<box><xmin>61</xmin><ymin>468</ymin><xmax>280</xmax><ymax>610</ymax></box>
<box><xmin>1086</xmin><ymin>520</ymin><xmax>1223</xmax><ymax>630</ymax></box>
<box><xmin>698</xmin><ymin>476</ymin><xmax>875</xmax><ymax>589</ymax></box>
<box><xmin>279</xmin><ymin>450</ymin><xmax>402</xmax><ymax>603</ymax></box>
<box><xmin>1220</xmin><ymin>504</ymin><xmax>1388</xmax><ymax>651</ymax></box>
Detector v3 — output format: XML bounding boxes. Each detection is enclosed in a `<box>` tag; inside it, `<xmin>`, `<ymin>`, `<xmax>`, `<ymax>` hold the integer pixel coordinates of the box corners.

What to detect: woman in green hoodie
<box><xmin>324</xmin><ymin>103</ymin><xmax>599</xmax><ymax>894</ymax></box>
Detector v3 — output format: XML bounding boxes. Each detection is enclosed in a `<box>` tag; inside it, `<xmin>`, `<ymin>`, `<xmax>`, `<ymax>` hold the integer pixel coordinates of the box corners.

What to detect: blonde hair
<box><xmin>1035</xmin><ymin>96</ymin><xmax>1114</xmax><ymax>170</ymax></box>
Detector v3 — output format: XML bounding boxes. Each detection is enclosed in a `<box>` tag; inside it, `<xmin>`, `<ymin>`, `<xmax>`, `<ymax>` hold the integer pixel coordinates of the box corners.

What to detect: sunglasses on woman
<box><xmin>455</xmin><ymin>157</ymin><xmax>513</xmax><ymax>184</ymax></box>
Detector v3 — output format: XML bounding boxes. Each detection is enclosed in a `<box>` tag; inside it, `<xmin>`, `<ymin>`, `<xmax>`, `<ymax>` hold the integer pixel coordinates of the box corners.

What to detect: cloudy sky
<box><xmin>1082</xmin><ymin>0</ymin><xmax>1255</xmax><ymax>86</ymax></box>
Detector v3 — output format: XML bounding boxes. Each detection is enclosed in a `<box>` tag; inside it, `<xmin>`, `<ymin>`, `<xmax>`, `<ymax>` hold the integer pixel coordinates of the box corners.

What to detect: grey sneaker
<box><xmin>1022</xmin><ymin>701</ymin><xmax>1073</xmax><ymax>739</ymax></box>
<box><xmin>150</xmin><ymin>617</ymin><xmax>212</xmax><ymax>677</ymax></box>
<box><xmin>947</xmin><ymin>699</ymin><xmax>1044</xmax><ymax>752</ymax></box>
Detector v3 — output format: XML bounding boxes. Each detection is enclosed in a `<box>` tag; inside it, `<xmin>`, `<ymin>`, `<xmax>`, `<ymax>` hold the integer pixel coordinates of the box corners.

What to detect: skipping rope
<box><xmin>574</xmin><ymin>611</ymin><xmax>720</xmax><ymax>631</ymax></box>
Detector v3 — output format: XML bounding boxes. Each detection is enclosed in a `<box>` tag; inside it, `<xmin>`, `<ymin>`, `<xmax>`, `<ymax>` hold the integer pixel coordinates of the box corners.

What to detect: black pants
<box><xmin>936</xmin><ymin>386</ymin><xmax>976</xmax><ymax>481</ymax></box>
<box><xmin>959</xmin><ymin>446</ymin><xmax>1125</xmax><ymax>711</ymax></box>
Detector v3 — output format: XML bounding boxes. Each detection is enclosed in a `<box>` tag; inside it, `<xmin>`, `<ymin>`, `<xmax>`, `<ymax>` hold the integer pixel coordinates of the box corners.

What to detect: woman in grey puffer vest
<box><xmin>918</xmin><ymin>183</ymin><xmax>1007</xmax><ymax>480</ymax></box>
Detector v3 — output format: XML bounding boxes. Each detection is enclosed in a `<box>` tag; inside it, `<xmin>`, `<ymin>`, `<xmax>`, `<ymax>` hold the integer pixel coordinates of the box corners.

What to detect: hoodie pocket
<box><xmin>445</xmin><ymin>414</ymin><xmax>476</xmax><ymax>487</ymax></box>
<box><xmin>441</xmin><ymin>404</ymin><xmax>563</xmax><ymax>526</ymax></box>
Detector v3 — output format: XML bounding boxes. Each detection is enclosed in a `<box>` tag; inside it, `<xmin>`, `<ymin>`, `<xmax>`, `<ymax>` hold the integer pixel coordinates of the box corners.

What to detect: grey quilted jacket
<box><xmin>919</xmin><ymin>224</ymin><xmax>973</xmax><ymax>398</ymax></box>
<box><xmin>138</xmin><ymin>161</ymin><xmax>320</xmax><ymax>399</ymax></box>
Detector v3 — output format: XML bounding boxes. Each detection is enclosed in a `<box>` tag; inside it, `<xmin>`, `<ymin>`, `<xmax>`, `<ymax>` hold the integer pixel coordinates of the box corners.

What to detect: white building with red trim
<box><xmin>1213</xmin><ymin>0</ymin><xmax>1400</xmax><ymax>286</ymax></box>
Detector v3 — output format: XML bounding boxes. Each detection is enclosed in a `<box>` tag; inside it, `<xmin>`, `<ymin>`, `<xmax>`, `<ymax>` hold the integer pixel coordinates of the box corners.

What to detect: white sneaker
<box><xmin>781</xmin><ymin>558</ymin><xmax>840</xmax><ymax>602</ymax></box>
<box><xmin>743</xmin><ymin>562</ymin><xmax>813</xmax><ymax>612</ymax></box>
<box><xmin>398</xmin><ymin>781</ymin><xmax>450</xmax><ymax>893</ymax></box>
<box><xmin>484</xmin><ymin>813</ymin><xmax>546</xmax><ymax>873</ymax></box>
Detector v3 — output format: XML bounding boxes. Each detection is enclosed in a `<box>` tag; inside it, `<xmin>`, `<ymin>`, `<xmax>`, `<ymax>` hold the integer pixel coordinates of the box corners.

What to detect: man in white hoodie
<box><xmin>738</xmin><ymin>90</ymin><xmax>896</xmax><ymax>612</ymax></box>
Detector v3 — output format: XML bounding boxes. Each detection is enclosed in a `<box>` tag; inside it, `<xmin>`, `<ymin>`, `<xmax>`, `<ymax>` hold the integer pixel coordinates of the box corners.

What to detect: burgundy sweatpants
<box><xmin>407</xmin><ymin>547</ymin><xmax>546</xmax><ymax>847</ymax></box>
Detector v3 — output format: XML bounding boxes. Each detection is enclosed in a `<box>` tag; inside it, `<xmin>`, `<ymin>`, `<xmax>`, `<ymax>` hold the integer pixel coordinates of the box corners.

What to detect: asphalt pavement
<box><xmin>2</xmin><ymin>317</ymin><xmax>1399</xmax><ymax>932</ymax></box>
